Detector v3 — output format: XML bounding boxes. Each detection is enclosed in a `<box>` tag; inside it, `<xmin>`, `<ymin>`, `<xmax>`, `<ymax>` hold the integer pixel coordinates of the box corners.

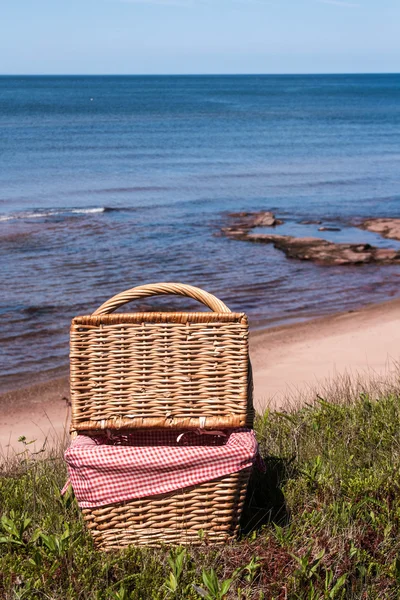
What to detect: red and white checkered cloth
<box><xmin>63</xmin><ymin>429</ymin><xmax>262</xmax><ymax>508</ymax></box>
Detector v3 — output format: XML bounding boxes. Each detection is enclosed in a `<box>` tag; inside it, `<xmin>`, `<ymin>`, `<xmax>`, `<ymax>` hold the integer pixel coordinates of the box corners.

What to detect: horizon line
<box><xmin>1</xmin><ymin>71</ymin><xmax>399</xmax><ymax>77</ymax></box>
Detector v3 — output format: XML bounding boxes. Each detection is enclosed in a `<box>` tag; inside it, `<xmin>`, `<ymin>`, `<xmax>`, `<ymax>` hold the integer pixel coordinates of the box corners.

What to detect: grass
<box><xmin>2</xmin><ymin>373</ymin><xmax>400</xmax><ymax>599</ymax></box>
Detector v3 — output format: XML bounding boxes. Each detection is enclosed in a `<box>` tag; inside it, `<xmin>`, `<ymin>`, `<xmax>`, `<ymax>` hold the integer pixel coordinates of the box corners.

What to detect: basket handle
<box><xmin>92</xmin><ymin>283</ymin><xmax>231</xmax><ymax>315</ymax></box>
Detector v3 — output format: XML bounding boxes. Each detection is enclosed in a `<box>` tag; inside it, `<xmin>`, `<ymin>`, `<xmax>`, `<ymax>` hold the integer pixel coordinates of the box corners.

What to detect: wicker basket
<box><xmin>82</xmin><ymin>469</ymin><xmax>251</xmax><ymax>551</ymax></box>
<box><xmin>69</xmin><ymin>282</ymin><xmax>254</xmax><ymax>548</ymax></box>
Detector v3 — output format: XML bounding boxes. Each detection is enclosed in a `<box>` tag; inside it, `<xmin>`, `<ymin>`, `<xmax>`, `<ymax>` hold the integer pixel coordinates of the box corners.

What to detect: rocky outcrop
<box><xmin>222</xmin><ymin>212</ymin><xmax>400</xmax><ymax>266</ymax></box>
<box><xmin>359</xmin><ymin>218</ymin><xmax>400</xmax><ymax>241</ymax></box>
<box><xmin>227</xmin><ymin>211</ymin><xmax>283</xmax><ymax>229</ymax></box>
<box><xmin>221</xmin><ymin>211</ymin><xmax>283</xmax><ymax>239</ymax></box>
<box><xmin>244</xmin><ymin>234</ymin><xmax>399</xmax><ymax>265</ymax></box>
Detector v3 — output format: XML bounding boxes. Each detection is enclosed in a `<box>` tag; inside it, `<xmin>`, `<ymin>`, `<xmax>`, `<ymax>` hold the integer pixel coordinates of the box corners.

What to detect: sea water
<box><xmin>1</xmin><ymin>74</ymin><xmax>400</xmax><ymax>388</ymax></box>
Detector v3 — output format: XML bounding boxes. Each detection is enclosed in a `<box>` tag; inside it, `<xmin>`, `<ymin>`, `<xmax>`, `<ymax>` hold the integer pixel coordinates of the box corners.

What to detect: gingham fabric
<box><xmin>63</xmin><ymin>429</ymin><xmax>261</xmax><ymax>508</ymax></box>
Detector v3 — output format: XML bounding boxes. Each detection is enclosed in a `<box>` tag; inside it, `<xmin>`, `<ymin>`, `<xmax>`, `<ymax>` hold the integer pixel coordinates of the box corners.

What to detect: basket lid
<box><xmin>70</xmin><ymin>283</ymin><xmax>253</xmax><ymax>432</ymax></box>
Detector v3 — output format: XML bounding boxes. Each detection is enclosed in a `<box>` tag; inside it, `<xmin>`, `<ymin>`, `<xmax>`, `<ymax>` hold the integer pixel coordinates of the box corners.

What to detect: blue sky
<box><xmin>1</xmin><ymin>0</ymin><xmax>399</xmax><ymax>74</ymax></box>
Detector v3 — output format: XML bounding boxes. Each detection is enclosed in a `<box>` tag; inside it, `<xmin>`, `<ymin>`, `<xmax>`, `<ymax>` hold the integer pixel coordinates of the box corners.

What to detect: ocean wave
<box><xmin>0</xmin><ymin>207</ymin><xmax>107</xmax><ymax>222</ymax></box>
<box><xmin>69</xmin><ymin>208</ymin><xmax>105</xmax><ymax>214</ymax></box>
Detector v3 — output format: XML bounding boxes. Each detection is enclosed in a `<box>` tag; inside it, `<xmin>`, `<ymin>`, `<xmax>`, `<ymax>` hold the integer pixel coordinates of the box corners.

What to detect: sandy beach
<box><xmin>1</xmin><ymin>298</ymin><xmax>400</xmax><ymax>453</ymax></box>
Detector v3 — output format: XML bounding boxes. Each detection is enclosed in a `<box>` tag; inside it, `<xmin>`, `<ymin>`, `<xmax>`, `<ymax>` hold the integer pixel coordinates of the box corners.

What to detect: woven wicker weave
<box><xmin>82</xmin><ymin>469</ymin><xmax>251</xmax><ymax>550</ymax></box>
<box><xmin>70</xmin><ymin>283</ymin><xmax>254</xmax><ymax>433</ymax></box>
<box><xmin>69</xmin><ymin>283</ymin><xmax>254</xmax><ymax>548</ymax></box>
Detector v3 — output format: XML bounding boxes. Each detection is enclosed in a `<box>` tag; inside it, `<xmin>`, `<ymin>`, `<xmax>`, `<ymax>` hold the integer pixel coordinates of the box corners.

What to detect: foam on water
<box><xmin>0</xmin><ymin>207</ymin><xmax>106</xmax><ymax>221</ymax></box>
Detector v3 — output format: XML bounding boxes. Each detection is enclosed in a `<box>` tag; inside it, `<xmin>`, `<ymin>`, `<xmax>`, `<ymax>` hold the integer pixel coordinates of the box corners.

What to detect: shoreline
<box><xmin>1</xmin><ymin>296</ymin><xmax>400</xmax><ymax>451</ymax></box>
<box><xmin>3</xmin><ymin>293</ymin><xmax>400</xmax><ymax>396</ymax></box>
<box><xmin>251</xmin><ymin>296</ymin><xmax>400</xmax><ymax>411</ymax></box>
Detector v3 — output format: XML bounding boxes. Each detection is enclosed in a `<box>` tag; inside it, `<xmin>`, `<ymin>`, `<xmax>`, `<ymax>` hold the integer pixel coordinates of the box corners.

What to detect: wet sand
<box><xmin>1</xmin><ymin>298</ymin><xmax>400</xmax><ymax>453</ymax></box>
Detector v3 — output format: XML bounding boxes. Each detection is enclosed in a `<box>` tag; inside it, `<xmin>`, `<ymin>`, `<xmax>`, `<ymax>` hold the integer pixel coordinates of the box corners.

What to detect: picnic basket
<box><xmin>69</xmin><ymin>282</ymin><xmax>255</xmax><ymax>549</ymax></box>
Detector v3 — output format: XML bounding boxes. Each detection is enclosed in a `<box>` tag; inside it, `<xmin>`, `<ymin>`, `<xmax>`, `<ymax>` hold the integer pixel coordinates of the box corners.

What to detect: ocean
<box><xmin>1</xmin><ymin>74</ymin><xmax>400</xmax><ymax>390</ymax></box>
